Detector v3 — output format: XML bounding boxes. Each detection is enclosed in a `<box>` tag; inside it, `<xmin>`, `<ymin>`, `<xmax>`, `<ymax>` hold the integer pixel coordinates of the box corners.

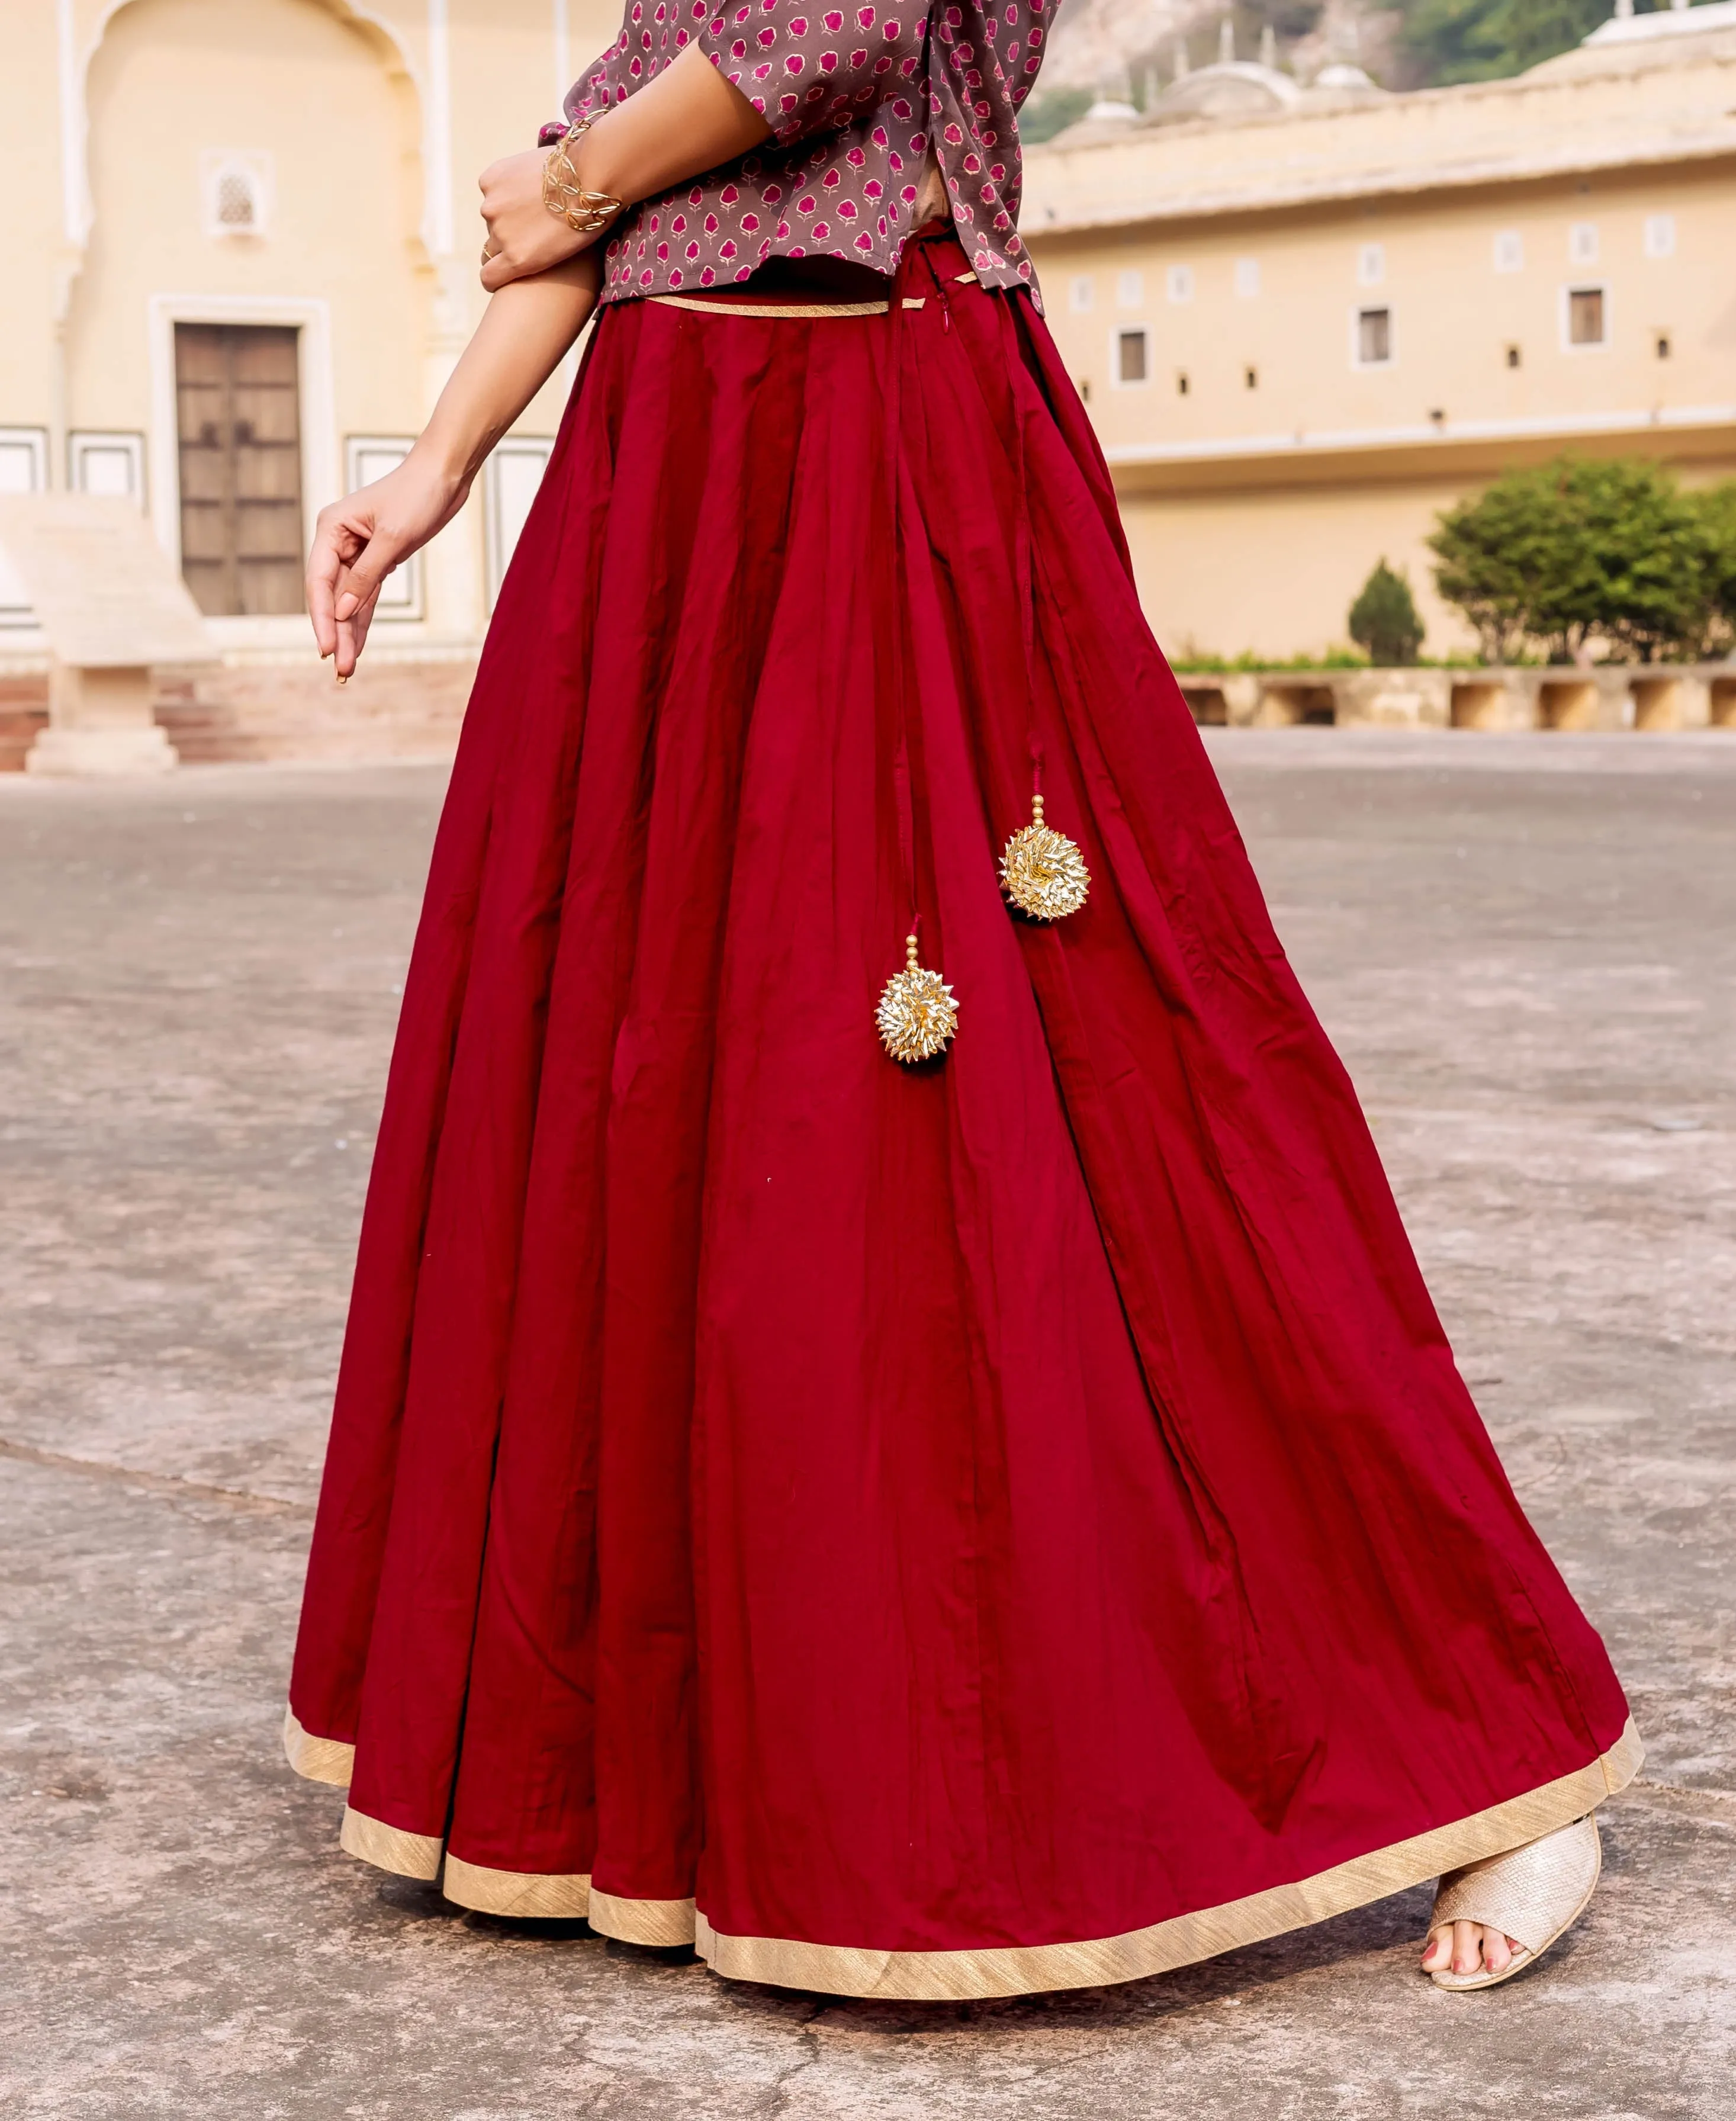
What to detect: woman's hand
<box><xmin>306</xmin><ymin>255</ymin><xmax>602</xmax><ymax>680</ymax></box>
<box><xmin>480</xmin><ymin>149</ymin><xmax>592</xmax><ymax>292</ymax></box>
<box><xmin>307</xmin><ymin>455</ymin><xmax>467</xmax><ymax>680</ymax></box>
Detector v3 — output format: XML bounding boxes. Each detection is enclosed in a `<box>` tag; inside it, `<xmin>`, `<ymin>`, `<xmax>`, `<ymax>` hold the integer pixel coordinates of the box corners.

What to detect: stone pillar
<box><xmin>28</xmin><ymin>662</ymin><xmax>177</xmax><ymax>775</ymax></box>
<box><xmin>0</xmin><ymin>494</ymin><xmax>214</xmax><ymax>775</ymax></box>
<box><xmin>1448</xmin><ymin>674</ymin><xmax>1531</xmax><ymax>730</ymax></box>
<box><xmin>1336</xmin><ymin>669</ymin><xmax>1451</xmax><ymax>728</ymax></box>
<box><xmin>1632</xmin><ymin>672</ymin><xmax>1712</xmax><ymax>730</ymax></box>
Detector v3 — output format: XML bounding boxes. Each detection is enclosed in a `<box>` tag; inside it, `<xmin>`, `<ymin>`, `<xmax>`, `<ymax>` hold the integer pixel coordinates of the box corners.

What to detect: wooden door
<box><xmin>175</xmin><ymin>323</ymin><xmax>304</xmax><ymax>615</ymax></box>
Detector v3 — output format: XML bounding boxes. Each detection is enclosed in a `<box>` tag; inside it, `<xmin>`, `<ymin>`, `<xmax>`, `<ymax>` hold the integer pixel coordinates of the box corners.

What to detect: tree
<box><xmin>1429</xmin><ymin>457</ymin><xmax>1723</xmax><ymax>664</ymax></box>
<box><xmin>1426</xmin><ymin>475</ymin><xmax>1540</xmax><ymax>661</ymax></box>
<box><xmin>1393</xmin><ymin>0</ymin><xmax>1660</xmax><ymax>87</ymax></box>
<box><xmin>1689</xmin><ymin>483</ymin><xmax>1736</xmax><ymax>655</ymax></box>
<box><xmin>1348</xmin><ymin>559</ymin><xmax>1425</xmax><ymax>664</ymax></box>
<box><xmin>1017</xmin><ymin>86</ymin><xmax>1095</xmax><ymax>143</ymax></box>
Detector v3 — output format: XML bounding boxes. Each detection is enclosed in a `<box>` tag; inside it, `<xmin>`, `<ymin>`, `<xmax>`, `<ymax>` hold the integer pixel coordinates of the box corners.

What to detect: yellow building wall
<box><xmin>71</xmin><ymin>0</ymin><xmax>427</xmax><ymax>442</ymax></box>
<box><xmin>1027</xmin><ymin>134</ymin><xmax>1736</xmax><ymax>660</ymax></box>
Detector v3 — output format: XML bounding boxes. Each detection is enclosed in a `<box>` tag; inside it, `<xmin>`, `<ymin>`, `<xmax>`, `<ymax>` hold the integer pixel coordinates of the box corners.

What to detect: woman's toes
<box><xmin>1422</xmin><ymin>1925</ymin><xmax>1452</xmax><ymax>1972</ymax></box>
<box><xmin>1483</xmin><ymin>1930</ymin><xmax>1516</xmax><ymax>1977</ymax></box>
<box><xmin>1452</xmin><ymin>1918</ymin><xmax>1483</xmax><ymax>1974</ymax></box>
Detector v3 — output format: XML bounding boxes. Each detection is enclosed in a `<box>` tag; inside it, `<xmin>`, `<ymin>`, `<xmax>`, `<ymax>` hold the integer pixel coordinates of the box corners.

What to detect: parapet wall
<box><xmin>1175</xmin><ymin>664</ymin><xmax>1736</xmax><ymax>733</ymax></box>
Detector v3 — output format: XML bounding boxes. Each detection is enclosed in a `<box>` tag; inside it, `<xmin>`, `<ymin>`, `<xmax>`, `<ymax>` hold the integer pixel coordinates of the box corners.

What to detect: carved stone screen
<box><xmin>174</xmin><ymin>323</ymin><xmax>304</xmax><ymax>616</ymax></box>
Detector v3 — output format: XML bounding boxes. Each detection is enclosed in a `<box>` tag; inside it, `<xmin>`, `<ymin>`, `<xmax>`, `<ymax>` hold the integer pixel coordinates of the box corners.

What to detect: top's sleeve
<box><xmin>694</xmin><ymin>0</ymin><xmax>928</xmax><ymax>147</ymax></box>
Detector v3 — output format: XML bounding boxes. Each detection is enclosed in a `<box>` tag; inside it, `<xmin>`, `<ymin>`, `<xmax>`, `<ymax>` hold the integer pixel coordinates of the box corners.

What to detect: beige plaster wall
<box><xmin>1033</xmin><ymin>163</ymin><xmax>1735</xmax><ymax>462</ymax></box>
<box><xmin>70</xmin><ymin>0</ymin><xmax>427</xmax><ymax>441</ymax></box>
<box><xmin>1115</xmin><ymin>477</ymin><xmax>1484</xmax><ymax>664</ymax></box>
<box><xmin>0</xmin><ymin>4</ymin><xmax>71</xmax><ymax>428</ymax></box>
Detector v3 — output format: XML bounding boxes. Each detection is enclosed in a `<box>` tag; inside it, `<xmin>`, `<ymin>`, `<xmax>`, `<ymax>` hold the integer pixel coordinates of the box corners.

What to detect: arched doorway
<box><xmin>67</xmin><ymin>0</ymin><xmax>430</xmax><ymax>622</ymax></box>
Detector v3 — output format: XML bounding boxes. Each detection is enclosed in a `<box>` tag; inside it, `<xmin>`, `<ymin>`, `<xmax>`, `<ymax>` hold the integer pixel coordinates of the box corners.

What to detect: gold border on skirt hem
<box><xmin>692</xmin><ymin>1718</ymin><xmax>1642</xmax><ymax>2001</ymax></box>
<box><xmin>588</xmin><ymin>1889</ymin><xmax>699</xmax><ymax>1948</ymax></box>
<box><xmin>282</xmin><ymin>1705</ymin><xmax>355</xmax><ymax>1788</ymax></box>
<box><xmin>339</xmin><ymin>1804</ymin><xmax>444</xmax><ymax>1882</ymax></box>
<box><xmin>442</xmin><ymin>1855</ymin><xmax>592</xmax><ymax>1920</ymax></box>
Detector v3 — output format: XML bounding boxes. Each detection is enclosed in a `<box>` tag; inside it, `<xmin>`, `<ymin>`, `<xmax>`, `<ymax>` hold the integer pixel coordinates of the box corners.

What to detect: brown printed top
<box><xmin>541</xmin><ymin>0</ymin><xmax>1052</xmax><ymax>307</ymax></box>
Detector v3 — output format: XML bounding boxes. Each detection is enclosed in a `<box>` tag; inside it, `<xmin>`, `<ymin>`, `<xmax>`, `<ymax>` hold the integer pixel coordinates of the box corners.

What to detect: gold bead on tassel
<box><xmin>999</xmin><ymin>793</ymin><xmax>1090</xmax><ymax>922</ymax></box>
<box><xmin>876</xmin><ymin>931</ymin><xmax>959</xmax><ymax>1064</ymax></box>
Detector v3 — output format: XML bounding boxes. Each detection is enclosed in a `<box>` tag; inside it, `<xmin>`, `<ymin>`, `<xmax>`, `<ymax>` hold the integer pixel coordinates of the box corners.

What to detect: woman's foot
<box><xmin>1420</xmin><ymin>1919</ymin><xmax>1519</xmax><ymax>1979</ymax></box>
<box><xmin>1420</xmin><ymin>1813</ymin><xmax>1602</xmax><ymax>1990</ymax></box>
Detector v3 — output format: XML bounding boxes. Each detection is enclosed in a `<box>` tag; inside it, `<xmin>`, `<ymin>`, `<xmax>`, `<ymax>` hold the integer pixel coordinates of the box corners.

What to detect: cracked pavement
<box><xmin>2</xmin><ymin>730</ymin><xmax>1732</xmax><ymax>2117</ymax></box>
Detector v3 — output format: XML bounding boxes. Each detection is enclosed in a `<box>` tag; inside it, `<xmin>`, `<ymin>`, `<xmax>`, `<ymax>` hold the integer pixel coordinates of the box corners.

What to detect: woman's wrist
<box><xmin>545</xmin><ymin>121</ymin><xmax>632</xmax><ymax>242</ymax></box>
<box><xmin>566</xmin><ymin>122</ymin><xmax>631</xmax><ymax>214</ymax></box>
<box><xmin>403</xmin><ymin>436</ymin><xmax>475</xmax><ymax>509</ymax></box>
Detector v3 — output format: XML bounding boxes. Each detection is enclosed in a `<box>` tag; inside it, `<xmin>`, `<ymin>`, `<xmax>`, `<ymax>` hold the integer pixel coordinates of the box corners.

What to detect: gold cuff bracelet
<box><xmin>542</xmin><ymin>116</ymin><xmax>626</xmax><ymax>237</ymax></box>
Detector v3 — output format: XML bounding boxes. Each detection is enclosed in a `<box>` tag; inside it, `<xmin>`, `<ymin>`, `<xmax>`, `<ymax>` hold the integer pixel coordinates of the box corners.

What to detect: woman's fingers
<box><xmin>331</xmin><ymin>522</ymin><xmax>409</xmax><ymax>625</ymax></box>
<box><xmin>306</xmin><ymin>504</ymin><xmax>368</xmax><ymax>659</ymax></box>
<box><xmin>332</xmin><ymin>581</ymin><xmax>382</xmax><ymax>681</ymax></box>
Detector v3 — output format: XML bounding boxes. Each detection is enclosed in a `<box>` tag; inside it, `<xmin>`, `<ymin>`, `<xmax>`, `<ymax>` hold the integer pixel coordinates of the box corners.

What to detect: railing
<box><xmin>1174</xmin><ymin>664</ymin><xmax>1736</xmax><ymax>731</ymax></box>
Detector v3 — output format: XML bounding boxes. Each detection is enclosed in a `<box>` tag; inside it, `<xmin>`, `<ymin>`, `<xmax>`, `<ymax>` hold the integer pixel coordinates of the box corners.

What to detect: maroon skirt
<box><xmin>284</xmin><ymin>226</ymin><xmax>1636</xmax><ymax>1998</ymax></box>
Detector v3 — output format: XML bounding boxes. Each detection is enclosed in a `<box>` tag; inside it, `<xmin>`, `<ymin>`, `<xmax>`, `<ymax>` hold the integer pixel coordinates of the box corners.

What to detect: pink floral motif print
<box><xmin>549</xmin><ymin>0</ymin><xmax>1046</xmax><ymax>306</ymax></box>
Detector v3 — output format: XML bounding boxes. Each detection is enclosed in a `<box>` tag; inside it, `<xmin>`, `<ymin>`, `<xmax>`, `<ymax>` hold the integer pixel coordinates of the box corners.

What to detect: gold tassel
<box><xmin>999</xmin><ymin>793</ymin><xmax>1090</xmax><ymax>921</ymax></box>
<box><xmin>875</xmin><ymin>931</ymin><xmax>959</xmax><ymax>1063</ymax></box>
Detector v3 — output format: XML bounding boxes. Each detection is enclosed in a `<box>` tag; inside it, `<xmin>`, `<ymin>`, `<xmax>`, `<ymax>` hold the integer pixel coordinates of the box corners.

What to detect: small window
<box><xmin>1644</xmin><ymin>213</ymin><xmax>1676</xmax><ymax>259</ymax></box>
<box><xmin>200</xmin><ymin>150</ymin><xmax>274</xmax><ymax>240</ymax></box>
<box><xmin>1068</xmin><ymin>274</ymin><xmax>1095</xmax><ymax>314</ymax></box>
<box><xmin>1234</xmin><ymin>256</ymin><xmax>1260</xmax><ymax>300</ymax></box>
<box><xmin>1176</xmin><ymin>371</ymin><xmax>1190</xmax><ymax>396</ymax></box>
<box><xmin>1357</xmin><ymin>242</ymin><xmax>1385</xmax><ymax>287</ymax></box>
<box><xmin>1356</xmin><ymin>306</ymin><xmax>1392</xmax><ymax>365</ymax></box>
<box><xmin>346</xmin><ymin>438</ymin><xmax>425</xmax><ymax>618</ymax></box>
<box><xmin>1116</xmin><ymin>268</ymin><xmax>1144</xmax><ymax>309</ymax></box>
<box><xmin>1116</xmin><ymin>328</ymin><xmax>1149</xmax><ymax>385</ymax></box>
<box><xmin>1078</xmin><ymin>378</ymin><xmax>1091</xmax><ymax>403</ymax></box>
<box><xmin>1655</xmin><ymin>332</ymin><xmax>1671</xmax><ymax>361</ymax></box>
<box><xmin>1166</xmin><ymin>263</ymin><xmax>1194</xmax><ymax>304</ymax></box>
<box><xmin>216</xmin><ymin>171</ymin><xmax>256</xmax><ymax>228</ymax></box>
<box><xmin>1566</xmin><ymin>285</ymin><xmax>1605</xmax><ymax>347</ymax></box>
<box><xmin>69</xmin><ymin>431</ymin><xmax>146</xmax><ymax>506</ymax></box>
<box><xmin>1505</xmin><ymin>343</ymin><xmax>1522</xmax><ymax>369</ymax></box>
<box><xmin>1493</xmin><ymin>229</ymin><xmax>1523</xmax><ymax>274</ymax></box>
<box><xmin>1568</xmin><ymin>220</ymin><xmax>1599</xmax><ymax>265</ymax></box>
<box><xmin>1244</xmin><ymin>364</ymin><xmax>1258</xmax><ymax>390</ymax></box>
<box><xmin>486</xmin><ymin>436</ymin><xmax>556</xmax><ymax>610</ymax></box>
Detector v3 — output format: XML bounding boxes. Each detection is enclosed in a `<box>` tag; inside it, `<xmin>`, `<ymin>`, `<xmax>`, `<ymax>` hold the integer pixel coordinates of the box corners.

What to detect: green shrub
<box><xmin>1429</xmin><ymin>456</ymin><xmax>1732</xmax><ymax>664</ymax></box>
<box><xmin>1348</xmin><ymin>560</ymin><xmax>1425</xmax><ymax>665</ymax></box>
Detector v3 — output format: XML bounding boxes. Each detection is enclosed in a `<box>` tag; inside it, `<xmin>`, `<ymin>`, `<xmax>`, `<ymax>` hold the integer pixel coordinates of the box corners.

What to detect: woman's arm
<box><xmin>478</xmin><ymin>47</ymin><xmax>771</xmax><ymax>292</ymax></box>
<box><xmin>307</xmin><ymin>250</ymin><xmax>602</xmax><ymax>679</ymax></box>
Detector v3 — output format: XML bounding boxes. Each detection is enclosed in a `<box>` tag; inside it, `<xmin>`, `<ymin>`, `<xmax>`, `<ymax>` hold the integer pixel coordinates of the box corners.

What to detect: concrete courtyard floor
<box><xmin>2</xmin><ymin>728</ymin><xmax>1732</xmax><ymax>2119</ymax></box>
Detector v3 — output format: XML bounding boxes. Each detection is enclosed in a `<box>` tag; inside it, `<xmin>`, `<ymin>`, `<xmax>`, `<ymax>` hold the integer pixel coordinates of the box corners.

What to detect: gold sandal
<box><xmin>1425</xmin><ymin>1812</ymin><xmax>1602</xmax><ymax>1990</ymax></box>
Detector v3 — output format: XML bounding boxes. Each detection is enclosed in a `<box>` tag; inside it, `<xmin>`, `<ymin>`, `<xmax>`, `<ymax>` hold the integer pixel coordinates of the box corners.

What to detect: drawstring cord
<box><xmin>873</xmin><ymin>223</ymin><xmax>962</xmax><ymax>1062</ymax></box>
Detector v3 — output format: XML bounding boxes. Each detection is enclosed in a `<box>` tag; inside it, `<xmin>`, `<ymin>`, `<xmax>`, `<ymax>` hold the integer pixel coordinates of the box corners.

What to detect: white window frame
<box><xmin>485</xmin><ymin>437</ymin><xmax>556</xmax><ymax>609</ymax></box>
<box><xmin>1165</xmin><ymin>263</ymin><xmax>1194</xmax><ymax>305</ymax></box>
<box><xmin>1351</xmin><ymin>303</ymin><xmax>1395</xmax><ymax>369</ymax></box>
<box><xmin>200</xmin><ymin>150</ymin><xmax>275</xmax><ymax>240</ymax></box>
<box><xmin>68</xmin><ymin>430</ymin><xmax>146</xmax><ymax>507</ymax></box>
<box><xmin>0</xmin><ymin>426</ymin><xmax>49</xmax><ymax>628</ymax></box>
<box><xmin>1109</xmin><ymin>325</ymin><xmax>1151</xmax><ymax>390</ymax></box>
<box><xmin>1233</xmin><ymin>256</ymin><xmax>1260</xmax><ymax>300</ymax></box>
<box><xmin>1068</xmin><ymin>274</ymin><xmax>1095</xmax><ymax>314</ymax></box>
<box><xmin>1492</xmin><ymin>229</ymin><xmax>1523</xmax><ymax>274</ymax></box>
<box><xmin>1560</xmin><ymin>281</ymin><xmax>1610</xmax><ymax>353</ymax></box>
<box><xmin>1568</xmin><ymin>220</ymin><xmax>1599</xmax><ymax>266</ymax></box>
<box><xmin>1356</xmin><ymin>242</ymin><xmax>1385</xmax><ymax>287</ymax></box>
<box><xmin>146</xmin><ymin>293</ymin><xmax>337</xmax><ymax>645</ymax></box>
<box><xmin>1642</xmin><ymin>213</ymin><xmax>1676</xmax><ymax>260</ymax></box>
<box><xmin>342</xmin><ymin>437</ymin><xmax>425</xmax><ymax>621</ymax></box>
<box><xmin>1115</xmin><ymin>268</ymin><xmax>1144</xmax><ymax>310</ymax></box>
